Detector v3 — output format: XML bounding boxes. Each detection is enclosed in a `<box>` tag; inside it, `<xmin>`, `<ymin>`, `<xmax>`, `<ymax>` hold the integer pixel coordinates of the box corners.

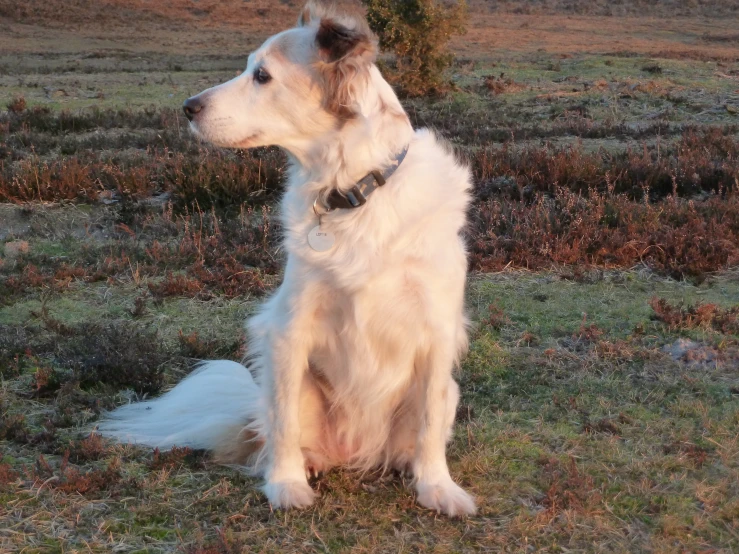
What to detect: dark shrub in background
<box><xmin>363</xmin><ymin>0</ymin><xmax>467</xmax><ymax>97</ymax></box>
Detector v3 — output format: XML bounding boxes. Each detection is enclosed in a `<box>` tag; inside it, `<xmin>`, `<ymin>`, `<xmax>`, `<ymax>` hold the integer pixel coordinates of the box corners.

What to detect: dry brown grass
<box><xmin>472</xmin><ymin>127</ymin><xmax>739</xmax><ymax>199</ymax></box>
<box><xmin>469</xmin><ymin>187</ymin><xmax>739</xmax><ymax>281</ymax></box>
<box><xmin>0</xmin><ymin>148</ymin><xmax>284</xmax><ymax>207</ymax></box>
<box><xmin>540</xmin><ymin>456</ymin><xmax>602</xmax><ymax>515</ymax></box>
<box><xmin>33</xmin><ymin>452</ymin><xmax>123</xmax><ymax>495</ymax></box>
<box><xmin>650</xmin><ymin>297</ymin><xmax>739</xmax><ymax>334</ymax></box>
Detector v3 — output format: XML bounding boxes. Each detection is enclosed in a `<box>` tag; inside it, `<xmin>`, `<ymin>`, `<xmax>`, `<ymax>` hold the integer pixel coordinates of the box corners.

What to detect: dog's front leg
<box><xmin>413</xmin><ymin>340</ymin><xmax>477</xmax><ymax>517</ymax></box>
<box><xmin>259</xmin><ymin>299</ymin><xmax>316</xmax><ymax>509</ymax></box>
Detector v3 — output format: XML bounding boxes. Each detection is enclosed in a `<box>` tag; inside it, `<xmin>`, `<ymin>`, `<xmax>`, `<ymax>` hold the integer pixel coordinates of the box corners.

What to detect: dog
<box><xmin>98</xmin><ymin>2</ymin><xmax>476</xmax><ymax>517</ymax></box>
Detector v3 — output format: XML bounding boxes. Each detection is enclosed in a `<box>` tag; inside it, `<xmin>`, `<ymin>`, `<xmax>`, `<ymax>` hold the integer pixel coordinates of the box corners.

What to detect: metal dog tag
<box><xmin>308</xmin><ymin>225</ymin><xmax>335</xmax><ymax>252</ymax></box>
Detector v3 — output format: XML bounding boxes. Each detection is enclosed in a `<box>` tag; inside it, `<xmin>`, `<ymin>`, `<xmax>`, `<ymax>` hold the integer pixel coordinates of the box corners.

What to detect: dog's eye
<box><xmin>254</xmin><ymin>67</ymin><xmax>272</xmax><ymax>85</ymax></box>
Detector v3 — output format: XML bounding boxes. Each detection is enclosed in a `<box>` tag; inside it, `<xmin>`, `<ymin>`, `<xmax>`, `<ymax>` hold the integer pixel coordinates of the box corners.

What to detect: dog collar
<box><xmin>320</xmin><ymin>145</ymin><xmax>409</xmax><ymax>212</ymax></box>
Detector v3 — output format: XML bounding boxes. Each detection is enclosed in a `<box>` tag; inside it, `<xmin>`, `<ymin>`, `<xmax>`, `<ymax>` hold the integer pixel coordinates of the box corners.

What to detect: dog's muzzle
<box><xmin>183</xmin><ymin>96</ymin><xmax>204</xmax><ymax>121</ymax></box>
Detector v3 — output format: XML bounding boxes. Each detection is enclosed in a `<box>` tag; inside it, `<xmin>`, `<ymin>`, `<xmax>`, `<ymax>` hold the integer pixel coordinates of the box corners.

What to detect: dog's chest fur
<box><xmin>267</xmin><ymin>130</ymin><xmax>472</xmax><ymax>411</ymax></box>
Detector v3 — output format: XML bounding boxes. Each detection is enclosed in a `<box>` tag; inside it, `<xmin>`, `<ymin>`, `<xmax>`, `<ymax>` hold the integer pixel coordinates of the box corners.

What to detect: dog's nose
<box><xmin>183</xmin><ymin>97</ymin><xmax>204</xmax><ymax>121</ymax></box>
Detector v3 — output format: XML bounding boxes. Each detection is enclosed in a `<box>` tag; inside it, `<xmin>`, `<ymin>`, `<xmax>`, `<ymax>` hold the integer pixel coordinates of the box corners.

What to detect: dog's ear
<box><xmin>298</xmin><ymin>0</ymin><xmax>332</xmax><ymax>28</ymax></box>
<box><xmin>304</xmin><ymin>6</ymin><xmax>377</xmax><ymax>120</ymax></box>
<box><xmin>316</xmin><ymin>18</ymin><xmax>374</xmax><ymax>63</ymax></box>
<box><xmin>298</xmin><ymin>7</ymin><xmax>312</xmax><ymax>27</ymax></box>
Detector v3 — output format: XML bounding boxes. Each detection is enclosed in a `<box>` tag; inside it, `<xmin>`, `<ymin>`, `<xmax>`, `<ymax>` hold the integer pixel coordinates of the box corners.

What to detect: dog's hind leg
<box><xmin>212</xmin><ymin>371</ymin><xmax>332</xmax><ymax>478</ymax></box>
<box><xmin>298</xmin><ymin>371</ymin><xmax>335</xmax><ymax>479</ymax></box>
<box><xmin>412</xmin><ymin>338</ymin><xmax>476</xmax><ymax>517</ymax></box>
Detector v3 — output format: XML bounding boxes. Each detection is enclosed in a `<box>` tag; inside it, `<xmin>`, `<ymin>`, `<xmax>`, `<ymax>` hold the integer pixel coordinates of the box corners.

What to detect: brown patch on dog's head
<box><xmin>296</xmin><ymin>2</ymin><xmax>377</xmax><ymax>120</ymax></box>
<box><xmin>313</xmin><ymin>18</ymin><xmax>377</xmax><ymax>120</ymax></box>
<box><xmin>316</xmin><ymin>18</ymin><xmax>373</xmax><ymax>63</ymax></box>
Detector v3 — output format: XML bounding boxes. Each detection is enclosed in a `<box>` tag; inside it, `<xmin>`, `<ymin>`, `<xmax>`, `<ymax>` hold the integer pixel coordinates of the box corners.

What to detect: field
<box><xmin>1</xmin><ymin>0</ymin><xmax>739</xmax><ymax>552</ymax></box>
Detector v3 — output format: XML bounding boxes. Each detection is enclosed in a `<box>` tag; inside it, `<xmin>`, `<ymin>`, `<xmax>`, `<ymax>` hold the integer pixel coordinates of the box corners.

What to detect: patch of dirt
<box><xmin>662</xmin><ymin>338</ymin><xmax>739</xmax><ymax>370</ymax></box>
<box><xmin>454</xmin><ymin>14</ymin><xmax>739</xmax><ymax>61</ymax></box>
<box><xmin>2</xmin><ymin>1</ymin><xmax>738</xmax><ymax>63</ymax></box>
<box><xmin>484</xmin><ymin>75</ymin><xmax>528</xmax><ymax>95</ymax></box>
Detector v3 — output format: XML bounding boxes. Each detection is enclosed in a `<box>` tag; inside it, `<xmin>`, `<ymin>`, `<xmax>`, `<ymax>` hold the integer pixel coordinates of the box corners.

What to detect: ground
<box><xmin>1</xmin><ymin>1</ymin><xmax>739</xmax><ymax>552</ymax></box>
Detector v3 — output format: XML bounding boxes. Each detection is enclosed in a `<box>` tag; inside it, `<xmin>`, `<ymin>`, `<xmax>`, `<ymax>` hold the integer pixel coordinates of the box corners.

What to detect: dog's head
<box><xmin>183</xmin><ymin>2</ymin><xmax>378</xmax><ymax>151</ymax></box>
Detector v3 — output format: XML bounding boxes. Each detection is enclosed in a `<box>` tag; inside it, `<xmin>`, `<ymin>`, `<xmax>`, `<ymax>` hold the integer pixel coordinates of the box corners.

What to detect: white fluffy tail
<box><xmin>96</xmin><ymin>360</ymin><xmax>263</xmax><ymax>452</ymax></box>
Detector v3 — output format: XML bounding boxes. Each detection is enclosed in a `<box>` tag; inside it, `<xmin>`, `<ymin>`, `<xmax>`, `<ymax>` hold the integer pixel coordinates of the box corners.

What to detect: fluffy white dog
<box><xmin>99</xmin><ymin>2</ymin><xmax>476</xmax><ymax>516</ymax></box>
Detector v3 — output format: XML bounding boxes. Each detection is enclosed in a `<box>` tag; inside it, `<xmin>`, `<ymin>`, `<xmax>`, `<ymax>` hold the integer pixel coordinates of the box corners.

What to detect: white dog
<box><xmin>99</xmin><ymin>2</ymin><xmax>476</xmax><ymax>516</ymax></box>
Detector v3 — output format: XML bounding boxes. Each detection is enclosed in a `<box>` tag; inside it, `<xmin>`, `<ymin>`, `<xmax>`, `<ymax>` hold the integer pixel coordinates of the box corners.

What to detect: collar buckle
<box><xmin>344</xmin><ymin>186</ymin><xmax>367</xmax><ymax>207</ymax></box>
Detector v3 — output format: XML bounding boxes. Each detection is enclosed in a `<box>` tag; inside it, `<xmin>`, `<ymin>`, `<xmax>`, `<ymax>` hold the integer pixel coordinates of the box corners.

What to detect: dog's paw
<box><xmin>416</xmin><ymin>478</ymin><xmax>477</xmax><ymax>517</ymax></box>
<box><xmin>262</xmin><ymin>479</ymin><xmax>316</xmax><ymax>510</ymax></box>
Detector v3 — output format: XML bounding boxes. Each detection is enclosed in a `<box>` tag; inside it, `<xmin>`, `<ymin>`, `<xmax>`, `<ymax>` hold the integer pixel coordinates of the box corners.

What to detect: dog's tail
<box><xmin>96</xmin><ymin>360</ymin><xmax>265</xmax><ymax>464</ymax></box>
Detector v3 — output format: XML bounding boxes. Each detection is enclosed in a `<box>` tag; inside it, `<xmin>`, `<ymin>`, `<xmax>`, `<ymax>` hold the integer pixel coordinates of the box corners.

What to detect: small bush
<box><xmin>6</xmin><ymin>95</ymin><xmax>27</xmax><ymax>113</ymax></box>
<box><xmin>0</xmin><ymin>459</ymin><xmax>18</xmax><ymax>487</ymax></box>
<box><xmin>50</xmin><ymin>322</ymin><xmax>168</xmax><ymax>394</ymax></box>
<box><xmin>34</xmin><ymin>453</ymin><xmax>122</xmax><ymax>495</ymax></box>
<box><xmin>363</xmin><ymin>0</ymin><xmax>467</xmax><ymax>97</ymax></box>
<box><xmin>0</xmin><ymin>411</ymin><xmax>29</xmax><ymax>443</ymax></box>
<box><xmin>65</xmin><ymin>434</ymin><xmax>109</xmax><ymax>463</ymax></box>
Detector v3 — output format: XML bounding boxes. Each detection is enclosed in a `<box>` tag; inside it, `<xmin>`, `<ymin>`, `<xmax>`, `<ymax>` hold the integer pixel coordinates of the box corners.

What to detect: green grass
<box><xmin>2</xmin><ymin>8</ymin><xmax>739</xmax><ymax>552</ymax></box>
<box><xmin>2</xmin><ymin>262</ymin><xmax>738</xmax><ymax>552</ymax></box>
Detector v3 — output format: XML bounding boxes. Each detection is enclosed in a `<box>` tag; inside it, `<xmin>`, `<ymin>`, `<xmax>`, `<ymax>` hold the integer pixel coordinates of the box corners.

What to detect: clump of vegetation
<box><xmin>472</xmin><ymin>127</ymin><xmax>739</xmax><ymax>200</ymax></box>
<box><xmin>149</xmin><ymin>273</ymin><xmax>206</xmax><ymax>300</ymax></box>
<box><xmin>6</xmin><ymin>95</ymin><xmax>26</xmax><ymax>113</ymax></box>
<box><xmin>650</xmin><ymin>298</ymin><xmax>739</xmax><ymax>334</ymax></box>
<box><xmin>573</xmin><ymin>315</ymin><xmax>605</xmax><ymax>344</ymax></box>
<box><xmin>149</xmin><ymin>446</ymin><xmax>204</xmax><ymax>471</ymax></box>
<box><xmin>363</xmin><ymin>0</ymin><xmax>467</xmax><ymax>96</ymax></box>
<box><xmin>19</xmin><ymin>305</ymin><xmax>170</xmax><ymax>394</ymax></box>
<box><xmin>485</xmin><ymin>303</ymin><xmax>510</xmax><ymax>330</ymax></box>
<box><xmin>0</xmin><ymin>325</ymin><xmax>36</xmax><ymax>377</ymax></box>
<box><xmin>0</xmin><ymin>459</ymin><xmax>18</xmax><ymax>487</ymax></box>
<box><xmin>54</xmin><ymin>322</ymin><xmax>168</xmax><ymax>394</ymax></box>
<box><xmin>178</xmin><ymin>330</ymin><xmax>240</xmax><ymax>360</ymax></box>
<box><xmin>0</xmin><ymin>410</ymin><xmax>29</xmax><ymax>443</ymax></box>
<box><xmin>65</xmin><ymin>434</ymin><xmax>109</xmax><ymax>463</ymax></box>
<box><xmin>540</xmin><ymin>457</ymin><xmax>601</xmax><ymax>514</ymax></box>
<box><xmin>33</xmin><ymin>452</ymin><xmax>122</xmax><ymax>495</ymax></box>
<box><xmin>662</xmin><ymin>441</ymin><xmax>711</xmax><ymax>468</ymax></box>
<box><xmin>30</xmin><ymin>365</ymin><xmax>67</xmax><ymax>397</ymax></box>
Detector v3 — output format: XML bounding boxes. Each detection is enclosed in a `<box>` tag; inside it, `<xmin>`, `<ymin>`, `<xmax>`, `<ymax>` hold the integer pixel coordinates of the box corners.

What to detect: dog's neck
<box><xmin>283</xmin><ymin>66</ymin><xmax>413</xmax><ymax>197</ymax></box>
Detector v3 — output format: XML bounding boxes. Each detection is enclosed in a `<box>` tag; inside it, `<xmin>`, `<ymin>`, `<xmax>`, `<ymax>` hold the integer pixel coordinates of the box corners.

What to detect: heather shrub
<box><xmin>6</xmin><ymin>95</ymin><xmax>27</xmax><ymax>114</ymax></box>
<box><xmin>468</xmin><ymin>187</ymin><xmax>739</xmax><ymax>281</ymax></box>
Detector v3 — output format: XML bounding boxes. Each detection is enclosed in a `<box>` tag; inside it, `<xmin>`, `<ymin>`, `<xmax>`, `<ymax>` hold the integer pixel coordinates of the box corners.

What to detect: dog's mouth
<box><xmin>189</xmin><ymin>120</ymin><xmax>262</xmax><ymax>149</ymax></box>
<box><xmin>235</xmin><ymin>132</ymin><xmax>262</xmax><ymax>148</ymax></box>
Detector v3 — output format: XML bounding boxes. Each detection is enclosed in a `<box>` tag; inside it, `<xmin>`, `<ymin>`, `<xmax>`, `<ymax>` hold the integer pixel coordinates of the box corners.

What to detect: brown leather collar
<box><xmin>321</xmin><ymin>145</ymin><xmax>410</xmax><ymax>212</ymax></box>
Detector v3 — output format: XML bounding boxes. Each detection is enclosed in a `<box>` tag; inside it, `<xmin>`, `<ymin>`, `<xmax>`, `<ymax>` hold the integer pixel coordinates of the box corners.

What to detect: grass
<box><xmin>2</xmin><ymin>270</ymin><xmax>738</xmax><ymax>551</ymax></box>
<box><xmin>2</xmin><ymin>1</ymin><xmax>739</xmax><ymax>552</ymax></box>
